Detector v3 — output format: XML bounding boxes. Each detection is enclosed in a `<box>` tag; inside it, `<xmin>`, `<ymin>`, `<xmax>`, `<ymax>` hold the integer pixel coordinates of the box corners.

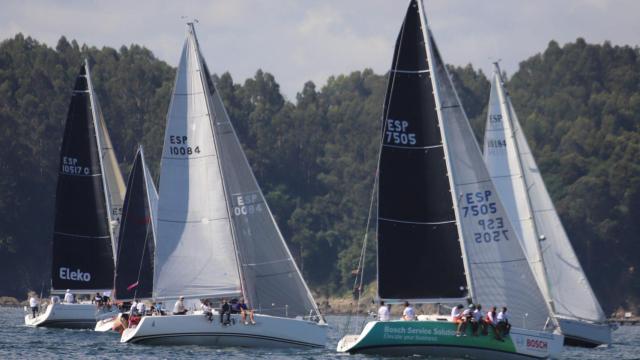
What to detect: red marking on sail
<box><xmin>127</xmin><ymin>281</ymin><xmax>139</xmax><ymax>291</ymax></box>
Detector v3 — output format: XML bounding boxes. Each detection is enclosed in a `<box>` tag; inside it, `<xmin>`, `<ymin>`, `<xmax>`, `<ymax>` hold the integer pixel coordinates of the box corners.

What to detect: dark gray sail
<box><xmin>190</xmin><ymin>34</ymin><xmax>320</xmax><ymax>318</ymax></box>
<box><xmin>114</xmin><ymin>147</ymin><xmax>157</xmax><ymax>301</ymax></box>
<box><xmin>377</xmin><ymin>0</ymin><xmax>467</xmax><ymax>301</ymax></box>
<box><xmin>51</xmin><ymin>64</ymin><xmax>115</xmax><ymax>292</ymax></box>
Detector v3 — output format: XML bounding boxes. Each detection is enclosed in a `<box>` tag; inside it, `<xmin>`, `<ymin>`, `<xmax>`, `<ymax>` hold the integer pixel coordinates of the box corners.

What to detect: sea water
<box><xmin>1</xmin><ymin>306</ymin><xmax>637</xmax><ymax>359</ymax></box>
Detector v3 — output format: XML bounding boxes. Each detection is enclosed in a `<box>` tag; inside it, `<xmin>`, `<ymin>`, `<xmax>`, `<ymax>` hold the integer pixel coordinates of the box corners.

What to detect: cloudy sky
<box><xmin>2</xmin><ymin>0</ymin><xmax>639</xmax><ymax>100</ymax></box>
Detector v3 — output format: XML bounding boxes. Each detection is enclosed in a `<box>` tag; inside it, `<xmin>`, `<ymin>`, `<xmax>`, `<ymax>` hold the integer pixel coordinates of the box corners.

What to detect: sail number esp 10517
<box><xmin>460</xmin><ymin>190</ymin><xmax>509</xmax><ymax>243</ymax></box>
<box><xmin>168</xmin><ymin>135</ymin><xmax>200</xmax><ymax>156</ymax></box>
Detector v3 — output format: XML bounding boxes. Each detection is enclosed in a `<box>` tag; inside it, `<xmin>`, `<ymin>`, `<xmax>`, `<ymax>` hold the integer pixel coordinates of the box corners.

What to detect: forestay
<box><xmin>483</xmin><ymin>64</ymin><xmax>553</xmax><ymax>311</ymax></box>
<box><xmin>51</xmin><ymin>63</ymin><xmax>116</xmax><ymax>292</ymax></box>
<box><xmin>114</xmin><ymin>147</ymin><xmax>157</xmax><ymax>301</ymax></box>
<box><xmin>421</xmin><ymin>2</ymin><xmax>550</xmax><ymax>330</ymax></box>
<box><xmin>154</xmin><ymin>25</ymin><xmax>242</xmax><ymax>300</ymax></box>
<box><xmin>377</xmin><ymin>0</ymin><xmax>467</xmax><ymax>303</ymax></box>
<box><xmin>194</xmin><ymin>33</ymin><xmax>320</xmax><ymax>319</ymax></box>
<box><xmin>507</xmin><ymin>91</ymin><xmax>605</xmax><ymax>323</ymax></box>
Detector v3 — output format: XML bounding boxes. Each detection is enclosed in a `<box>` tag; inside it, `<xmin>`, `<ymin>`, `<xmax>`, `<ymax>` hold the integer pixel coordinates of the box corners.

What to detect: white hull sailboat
<box><xmin>25</xmin><ymin>303</ymin><xmax>118</xmax><ymax>329</ymax></box>
<box><xmin>337</xmin><ymin>1</ymin><xmax>562</xmax><ymax>358</ymax></box>
<box><xmin>25</xmin><ymin>60</ymin><xmax>125</xmax><ymax>329</ymax></box>
<box><xmin>121</xmin><ymin>23</ymin><xmax>326</xmax><ymax>348</ymax></box>
<box><xmin>121</xmin><ymin>313</ymin><xmax>325</xmax><ymax>348</ymax></box>
<box><xmin>483</xmin><ymin>63</ymin><xmax>611</xmax><ymax>347</ymax></box>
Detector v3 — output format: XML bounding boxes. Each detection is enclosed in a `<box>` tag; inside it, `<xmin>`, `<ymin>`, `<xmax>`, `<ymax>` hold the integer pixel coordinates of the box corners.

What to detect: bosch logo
<box><xmin>526</xmin><ymin>338</ymin><xmax>548</xmax><ymax>350</ymax></box>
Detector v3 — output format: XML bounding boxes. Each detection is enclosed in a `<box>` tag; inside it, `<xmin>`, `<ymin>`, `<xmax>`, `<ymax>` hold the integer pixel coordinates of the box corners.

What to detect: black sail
<box><xmin>377</xmin><ymin>0</ymin><xmax>467</xmax><ymax>300</ymax></box>
<box><xmin>51</xmin><ymin>64</ymin><xmax>115</xmax><ymax>291</ymax></box>
<box><xmin>114</xmin><ymin>148</ymin><xmax>155</xmax><ymax>301</ymax></box>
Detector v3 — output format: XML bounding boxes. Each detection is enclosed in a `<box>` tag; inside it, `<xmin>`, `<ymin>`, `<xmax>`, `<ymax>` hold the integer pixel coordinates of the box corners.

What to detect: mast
<box><xmin>85</xmin><ymin>59</ymin><xmax>118</xmax><ymax>264</ymax></box>
<box><xmin>491</xmin><ymin>63</ymin><xmax>557</xmax><ymax>324</ymax></box>
<box><xmin>417</xmin><ymin>0</ymin><xmax>474</xmax><ymax>302</ymax></box>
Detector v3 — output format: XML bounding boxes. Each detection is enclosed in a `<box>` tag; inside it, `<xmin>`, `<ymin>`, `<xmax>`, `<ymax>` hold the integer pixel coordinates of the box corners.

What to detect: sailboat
<box><xmin>25</xmin><ymin>59</ymin><xmax>125</xmax><ymax>328</ymax></box>
<box><xmin>95</xmin><ymin>146</ymin><xmax>158</xmax><ymax>332</ymax></box>
<box><xmin>120</xmin><ymin>23</ymin><xmax>327</xmax><ymax>348</ymax></box>
<box><xmin>337</xmin><ymin>1</ymin><xmax>563</xmax><ymax>358</ymax></box>
<box><xmin>483</xmin><ymin>62</ymin><xmax>611</xmax><ymax>347</ymax></box>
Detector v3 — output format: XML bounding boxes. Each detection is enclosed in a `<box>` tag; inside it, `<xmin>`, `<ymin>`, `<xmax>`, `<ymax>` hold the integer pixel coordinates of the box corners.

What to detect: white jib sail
<box><xmin>507</xmin><ymin>94</ymin><xmax>606</xmax><ymax>323</ymax></box>
<box><xmin>153</xmin><ymin>25</ymin><xmax>242</xmax><ymax>300</ymax></box>
<box><xmin>141</xmin><ymin>146</ymin><xmax>159</xmax><ymax>246</ymax></box>
<box><xmin>419</xmin><ymin>1</ymin><xmax>550</xmax><ymax>331</ymax></box>
<box><xmin>85</xmin><ymin>60</ymin><xmax>125</xmax><ymax>261</ymax></box>
<box><xmin>482</xmin><ymin>64</ymin><xmax>554</xmax><ymax>314</ymax></box>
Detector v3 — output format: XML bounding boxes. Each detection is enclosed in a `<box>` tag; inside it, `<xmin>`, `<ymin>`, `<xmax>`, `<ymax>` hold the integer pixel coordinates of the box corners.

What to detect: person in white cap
<box><xmin>63</xmin><ymin>289</ymin><xmax>75</xmax><ymax>304</ymax></box>
<box><xmin>173</xmin><ymin>296</ymin><xmax>187</xmax><ymax>315</ymax></box>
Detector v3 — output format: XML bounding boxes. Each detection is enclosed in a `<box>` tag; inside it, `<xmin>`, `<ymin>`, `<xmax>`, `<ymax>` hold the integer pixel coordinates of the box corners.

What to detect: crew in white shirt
<box><xmin>29</xmin><ymin>295</ymin><xmax>39</xmax><ymax>318</ymax></box>
<box><xmin>402</xmin><ymin>301</ymin><xmax>415</xmax><ymax>321</ymax></box>
<box><xmin>450</xmin><ymin>304</ymin><xmax>463</xmax><ymax>322</ymax></box>
<box><xmin>378</xmin><ymin>301</ymin><xmax>390</xmax><ymax>321</ymax></box>
<box><xmin>472</xmin><ymin>304</ymin><xmax>485</xmax><ymax>335</ymax></box>
<box><xmin>63</xmin><ymin>289</ymin><xmax>75</xmax><ymax>304</ymax></box>
<box><xmin>173</xmin><ymin>296</ymin><xmax>187</xmax><ymax>315</ymax></box>
<box><xmin>497</xmin><ymin>307</ymin><xmax>511</xmax><ymax>335</ymax></box>
<box><xmin>136</xmin><ymin>301</ymin><xmax>146</xmax><ymax>315</ymax></box>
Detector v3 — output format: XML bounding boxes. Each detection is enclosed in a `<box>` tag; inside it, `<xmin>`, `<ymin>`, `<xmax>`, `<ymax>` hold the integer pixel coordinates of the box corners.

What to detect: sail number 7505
<box><xmin>460</xmin><ymin>190</ymin><xmax>509</xmax><ymax>243</ymax></box>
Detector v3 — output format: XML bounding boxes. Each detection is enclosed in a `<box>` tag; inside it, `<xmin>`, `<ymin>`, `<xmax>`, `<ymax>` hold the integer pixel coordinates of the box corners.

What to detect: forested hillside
<box><xmin>0</xmin><ymin>34</ymin><xmax>637</xmax><ymax>313</ymax></box>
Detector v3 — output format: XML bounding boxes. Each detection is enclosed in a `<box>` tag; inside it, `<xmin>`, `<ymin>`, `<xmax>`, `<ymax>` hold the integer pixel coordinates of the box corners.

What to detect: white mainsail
<box><xmin>483</xmin><ymin>66</ymin><xmax>605</xmax><ymax>323</ymax></box>
<box><xmin>153</xmin><ymin>25</ymin><xmax>242</xmax><ymax>300</ymax></box>
<box><xmin>419</xmin><ymin>2</ymin><xmax>550</xmax><ymax>330</ymax></box>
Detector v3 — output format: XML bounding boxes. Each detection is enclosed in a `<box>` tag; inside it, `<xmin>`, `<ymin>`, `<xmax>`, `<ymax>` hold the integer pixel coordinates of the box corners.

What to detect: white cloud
<box><xmin>1</xmin><ymin>0</ymin><xmax>639</xmax><ymax>99</ymax></box>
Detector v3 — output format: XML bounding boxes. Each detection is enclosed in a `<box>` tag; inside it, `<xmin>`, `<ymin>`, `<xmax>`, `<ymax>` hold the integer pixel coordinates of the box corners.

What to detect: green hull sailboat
<box><xmin>337</xmin><ymin>1</ymin><xmax>563</xmax><ymax>358</ymax></box>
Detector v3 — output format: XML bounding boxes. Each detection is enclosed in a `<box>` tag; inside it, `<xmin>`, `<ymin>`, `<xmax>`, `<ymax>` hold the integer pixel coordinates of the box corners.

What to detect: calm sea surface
<box><xmin>1</xmin><ymin>307</ymin><xmax>637</xmax><ymax>359</ymax></box>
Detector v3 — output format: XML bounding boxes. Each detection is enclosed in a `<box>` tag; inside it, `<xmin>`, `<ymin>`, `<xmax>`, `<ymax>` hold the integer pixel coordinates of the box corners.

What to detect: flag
<box><xmin>127</xmin><ymin>281</ymin><xmax>139</xmax><ymax>291</ymax></box>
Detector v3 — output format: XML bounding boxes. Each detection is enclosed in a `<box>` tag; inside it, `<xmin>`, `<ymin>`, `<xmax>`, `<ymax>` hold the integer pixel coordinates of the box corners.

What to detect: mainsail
<box><xmin>153</xmin><ymin>24</ymin><xmax>242</xmax><ymax>300</ymax></box>
<box><xmin>114</xmin><ymin>147</ymin><xmax>157</xmax><ymax>301</ymax></box>
<box><xmin>51</xmin><ymin>62</ymin><xmax>117</xmax><ymax>292</ymax></box>
<box><xmin>377</xmin><ymin>1</ymin><xmax>467</xmax><ymax>302</ymax></box>
<box><xmin>483</xmin><ymin>65</ymin><xmax>606</xmax><ymax>322</ymax></box>
<box><xmin>374</xmin><ymin>0</ymin><xmax>550</xmax><ymax>330</ymax></box>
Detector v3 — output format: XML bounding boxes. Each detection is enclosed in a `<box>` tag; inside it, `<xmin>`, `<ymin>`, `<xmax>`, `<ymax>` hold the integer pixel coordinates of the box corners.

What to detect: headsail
<box><xmin>94</xmin><ymin>96</ymin><xmax>126</xmax><ymax>249</ymax></box>
<box><xmin>114</xmin><ymin>147</ymin><xmax>157</xmax><ymax>301</ymax></box>
<box><xmin>153</xmin><ymin>24</ymin><xmax>242</xmax><ymax>300</ymax></box>
<box><xmin>377</xmin><ymin>0</ymin><xmax>467</xmax><ymax>303</ymax></box>
<box><xmin>483</xmin><ymin>66</ymin><xmax>606</xmax><ymax>322</ymax></box>
<box><xmin>51</xmin><ymin>63</ymin><xmax>116</xmax><ymax>292</ymax></box>
<box><xmin>418</xmin><ymin>0</ymin><xmax>550</xmax><ymax>330</ymax></box>
<box><xmin>483</xmin><ymin>63</ymin><xmax>554</xmax><ymax>314</ymax></box>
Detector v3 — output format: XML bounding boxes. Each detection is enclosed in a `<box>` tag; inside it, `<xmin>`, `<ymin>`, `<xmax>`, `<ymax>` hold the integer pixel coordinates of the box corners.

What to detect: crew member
<box><xmin>378</xmin><ymin>301</ymin><xmax>390</xmax><ymax>322</ymax></box>
<box><xmin>173</xmin><ymin>296</ymin><xmax>187</xmax><ymax>315</ymax></box>
<box><xmin>402</xmin><ymin>301</ymin><xmax>415</xmax><ymax>321</ymax></box>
